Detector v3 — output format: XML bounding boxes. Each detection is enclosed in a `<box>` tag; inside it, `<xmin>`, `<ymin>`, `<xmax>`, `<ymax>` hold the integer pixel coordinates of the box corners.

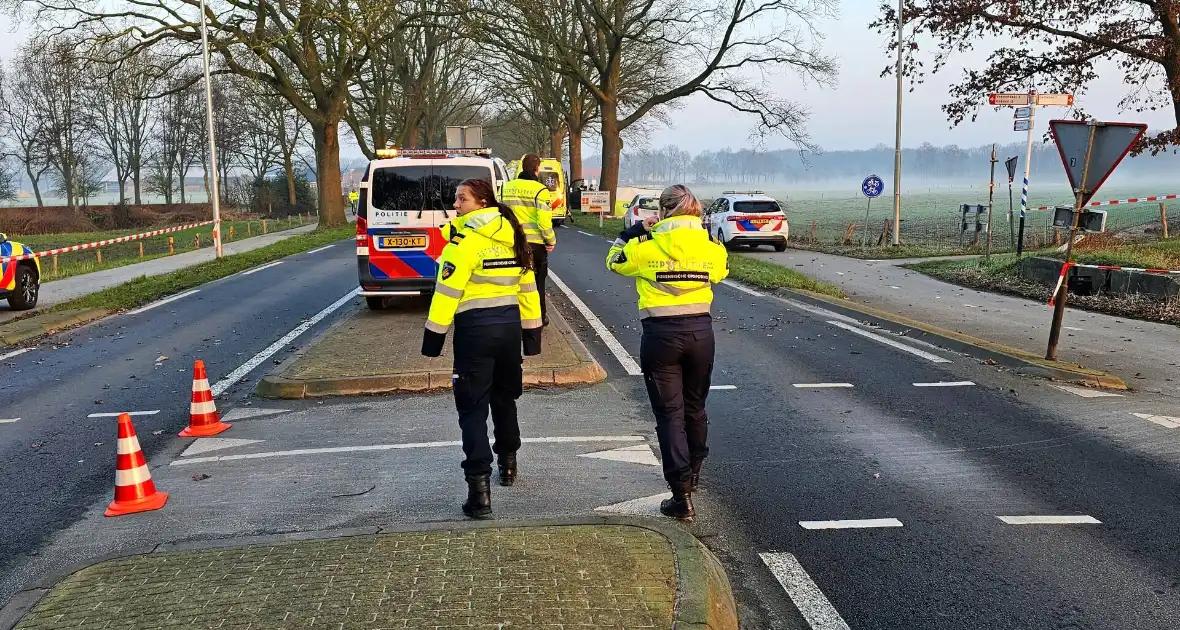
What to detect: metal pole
<box><xmin>1008</xmin><ymin>177</ymin><xmax>1015</xmax><ymax>249</ymax></box>
<box><xmin>986</xmin><ymin>144</ymin><xmax>996</xmax><ymax>260</ymax></box>
<box><xmin>1046</xmin><ymin>121</ymin><xmax>1097</xmax><ymax>361</ymax></box>
<box><xmin>891</xmin><ymin>0</ymin><xmax>904</xmax><ymax>246</ymax></box>
<box><xmin>862</xmin><ymin>198</ymin><xmax>871</xmax><ymax>249</ymax></box>
<box><xmin>1017</xmin><ymin>90</ymin><xmax>1036</xmax><ymax>257</ymax></box>
<box><xmin>198</xmin><ymin>0</ymin><xmax>222</xmax><ymax>258</ymax></box>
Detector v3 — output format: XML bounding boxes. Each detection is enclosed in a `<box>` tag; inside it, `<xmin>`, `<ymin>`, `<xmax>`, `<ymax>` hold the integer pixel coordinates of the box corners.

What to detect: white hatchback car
<box><xmin>702</xmin><ymin>191</ymin><xmax>789</xmax><ymax>251</ymax></box>
<box><xmin>622</xmin><ymin>194</ymin><xmax>661</xmax><ymax>229</ymax></box>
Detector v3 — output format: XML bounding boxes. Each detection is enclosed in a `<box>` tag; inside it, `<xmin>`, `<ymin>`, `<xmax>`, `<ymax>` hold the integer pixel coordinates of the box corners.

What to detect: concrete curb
<box><xmin>780</xmin><ymin>286</ymin><xmax>1129</xmax><ymax>390</ymax></box>
<box><xmin>0</xmin><ymin>308</ymin><xmax>110</xmax><ymax>347</ymax></box>
<box><xmin>0</xmin><ymin>517</ymin><xmax>738</xmax><ymax>630</ymax></box>
<box><xmin>255</xmin><ymin>301</ymin><xmax>606</xmax><ymax>399</ymax></box>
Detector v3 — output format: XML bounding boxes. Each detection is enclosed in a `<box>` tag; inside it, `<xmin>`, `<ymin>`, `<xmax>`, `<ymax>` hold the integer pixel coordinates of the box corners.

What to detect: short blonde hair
<box><xmin>658</xmin><ymin>184</ymin><xmax>701</xmax><ymax>219</ymax></box>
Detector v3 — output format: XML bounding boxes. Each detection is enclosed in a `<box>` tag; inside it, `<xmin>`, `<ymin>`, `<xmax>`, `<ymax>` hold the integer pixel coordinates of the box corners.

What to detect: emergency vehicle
<box><xmin>0</xmin><ymin>233</ymin><xmax>41</xmax><ymax>310</ymax></box>
<box><xmin>622</xmin><ymin>194</ymin><xmax>660</xmax><ymax>229</ymax></box>
<box><xmin>702</xmin><ymin>191</ymin><xmax>789</xmax><ymax>251</ymax></box>
<box><xmin>355</xmin><ymin>148</ymin><xmax>512</xmax><ymax>309</ymax></box>
<box><xmin>536</xmin><ymin>159</ymin><xmax>567</xmax><ymax>225</ymax></box>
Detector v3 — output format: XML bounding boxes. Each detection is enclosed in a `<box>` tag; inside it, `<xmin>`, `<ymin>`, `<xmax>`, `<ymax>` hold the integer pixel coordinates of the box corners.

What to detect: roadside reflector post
<box><xmin>96</xmin><ymin>247</ymin><xmax>102</xmax><ymax>265</ymax></box>
<box><xmin>263</xmin><ymin>219</ymin><xmax>268</xmax><ymax>234</ymax></box>
<box><xmin>52</xmin><ymin>254</ymin><xmax>58</xmax><ymax>276</ymax></box>
<box><xmin>1161</xmin><ymin>202</ymin><xmax>1169</xmax><ymax>239</ymax></box>
<box><xmin>247</xmin><ymin>222</ymin><xmax>252</xmax><ymax>237</ymax></box>
<box><xmin>138</xmin><ymin>242</ymin><xmax>144</xmax><ymax>258</ymax></box>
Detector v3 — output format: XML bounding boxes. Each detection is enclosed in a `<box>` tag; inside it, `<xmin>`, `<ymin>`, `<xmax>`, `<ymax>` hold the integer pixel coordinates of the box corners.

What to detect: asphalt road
<box><xmin>551</xmin><ymin>226</ymin><xmax>1180</xmax><ymax>630</ymax></box>
<box><xmin>0</xmin><ymin>238</ymin><xmax>357</xmax><ymax>591</ymax></box>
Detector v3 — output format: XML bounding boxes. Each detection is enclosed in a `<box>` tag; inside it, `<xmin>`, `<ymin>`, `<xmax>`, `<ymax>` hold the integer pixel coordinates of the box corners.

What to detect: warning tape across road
<box><xmin>1029</xmin><ymin>194</ymin><xmax>1179</xmax><ymax>213</ymax></box>
<box><xmin>0</xmin><ymin>221</ymin><xmax>214</xmax><ymax>264</ymax></box>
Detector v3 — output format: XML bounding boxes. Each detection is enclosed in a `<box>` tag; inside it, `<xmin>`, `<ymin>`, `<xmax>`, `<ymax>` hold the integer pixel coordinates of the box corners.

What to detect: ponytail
<box><xmin>496</xmin><ymin>202</ymin><xmax>534</xmax><ymax>272</ymax></box>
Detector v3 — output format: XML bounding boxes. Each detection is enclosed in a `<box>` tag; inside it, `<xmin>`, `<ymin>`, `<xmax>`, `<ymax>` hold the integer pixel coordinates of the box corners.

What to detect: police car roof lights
<box><xmin>722</xmin><ymin>190</ymin><xmax>766</xmax><ymax>195</ymax></box>
<box><xmin>375</xmin><ymin>147</ymin><xmax>493</xmax><ymax>159</ymax></box>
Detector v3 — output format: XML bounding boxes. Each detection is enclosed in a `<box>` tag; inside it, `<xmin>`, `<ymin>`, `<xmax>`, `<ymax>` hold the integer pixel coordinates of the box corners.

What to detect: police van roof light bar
<box><xmin>722</xmin><ymin>190</ymin><xmax>766</xmax><ymax>195</ymax></box>
<box><xmin>375</xmin><ymin>147</ymin><xmax>492</xmax><ymax>159</ymax></box>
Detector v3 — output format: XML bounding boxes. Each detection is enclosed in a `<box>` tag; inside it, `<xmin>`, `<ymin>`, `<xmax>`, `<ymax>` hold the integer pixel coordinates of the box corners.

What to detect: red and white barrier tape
<box><xmin>1047</xmin><ymin>262</ymin><xmax>1074</xmax><ymax>307</ymax></box>
<box><xmin>0</xmin><ymin>221</ymin><xmax>214</xmax><ymax>264</ymax></box>
<box><xmin>1030</xmin><ymin>194</ymin><xmax>1179</xmax><ymax>213</ymax></box>
<box><xmin>1047</xmin><ymin>260</ymin><xmax>1180</xmax><ymax>306</ymax></box>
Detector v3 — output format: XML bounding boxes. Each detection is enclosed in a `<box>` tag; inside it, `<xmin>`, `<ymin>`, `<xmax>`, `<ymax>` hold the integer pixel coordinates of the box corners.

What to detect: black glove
<box><xmin>618</xmin><ymin>221</ymin><xmax>649</xmax><ymax>242</ymax></box>
<box><xmin>522</xmin><ymin>328</ymin><xmax>543</xmax><ymax>356</ymax></box>
<box><xmin>421</xmin><ymin>329</ymin><xmax>446</xmax><ymax>357</ymax></box>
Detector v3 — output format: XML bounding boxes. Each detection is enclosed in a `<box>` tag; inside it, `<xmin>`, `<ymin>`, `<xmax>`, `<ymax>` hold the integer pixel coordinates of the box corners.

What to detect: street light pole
<box><xmin>198</xmin><ymin>0</ymin><xmax>222</xmax><ymax>258</ymax></box>
<box><xmin>891</xmin><ymin>0</ymin><xmax>904</xmax><ymax>246</ymax></box>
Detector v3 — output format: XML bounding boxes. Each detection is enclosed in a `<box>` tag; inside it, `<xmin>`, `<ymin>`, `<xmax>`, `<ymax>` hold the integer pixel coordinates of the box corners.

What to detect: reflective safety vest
<box><xmin>501</xmin><ymin>177</ymin><xmax>556</xmax><ymax>246</ymax></box>
<box><xmin>605</xmin><ymin>216</ymin><xmax>729</xmax><ymax>318</ymax></box>
<box><xmin>426</xmin><ymin>207</ymin><xmax>543</xmax><ymax>334</ymax></box>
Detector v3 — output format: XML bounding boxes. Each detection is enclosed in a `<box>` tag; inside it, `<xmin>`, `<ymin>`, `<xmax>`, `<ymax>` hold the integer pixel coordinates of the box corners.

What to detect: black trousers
<box><xmin>640</xmin><ymin>328</ymin><xmax>715</xmax><ymax>487</ymax></box>
<box><xmin>530</xmin><ymin>243</ymin><xmax>549</xmax><ymax>325</ymax></box>
<box><xmin>453</xmin><ymin>322</ymin><xmax>524</xmax><ymax>476</ymax></box>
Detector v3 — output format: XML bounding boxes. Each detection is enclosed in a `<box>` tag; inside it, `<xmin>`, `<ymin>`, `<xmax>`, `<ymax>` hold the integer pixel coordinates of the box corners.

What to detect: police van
<box><xmin>0</xmin><ymin>233</ymin><xmax>41</xmax><ymax>310</ymax></box>
<box><xmin>355</xmin><ymin>147</ymin><xmax>511</xmax><ymax>309</ymax></box>
<box><xmin>702</xmin><ymin>191</ymin><xmax>789</xmax><ymax>251</ymax></box>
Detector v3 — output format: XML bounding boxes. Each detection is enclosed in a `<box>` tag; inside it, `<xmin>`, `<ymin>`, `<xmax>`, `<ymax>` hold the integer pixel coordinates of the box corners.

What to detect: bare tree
<box><xmin>0</xmin><ymin>63</ymin><xmax>52</xmax><ymax>206</ymax></box>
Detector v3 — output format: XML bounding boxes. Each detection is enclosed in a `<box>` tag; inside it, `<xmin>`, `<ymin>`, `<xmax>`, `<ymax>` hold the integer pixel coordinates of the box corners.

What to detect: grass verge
<box><xmin>570</xmin><ymin>214</ymin><xmax>846</xmax><ymax>299</ymax></box>
<box><xmin>782</xmin><ymin>241</ymin><xmax>982</xmax><ymax>260</ymax></box>
<box><xmin>48</xmin><ymin>226</ymin><xmax>354</xmax><ymax>313</ymax></box>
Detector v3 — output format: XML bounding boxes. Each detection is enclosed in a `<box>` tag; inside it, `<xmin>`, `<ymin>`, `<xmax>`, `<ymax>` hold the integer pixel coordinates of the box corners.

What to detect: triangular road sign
<box><xmin>1050</xmin><ymin>120</ymin><xmax>1146</xmax><ymax>206</ymax></box>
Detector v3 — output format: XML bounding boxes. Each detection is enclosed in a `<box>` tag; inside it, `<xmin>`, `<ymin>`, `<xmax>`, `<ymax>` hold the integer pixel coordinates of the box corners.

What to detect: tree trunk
<box><xmin>284</xmin><ymin>153</ymin><xmax>297</xmax><ymax>206</ymax></box>
<box><xmin>568</xmin><ymin>125</ymin><xmax>583</xmax><ymax>182</ymax></box>
<box><xmin>549</xmin><ymin>127</ymin><xmax>565</xmax><ymax>161</ymax></box>
<box><xmin>26</xmin><ymin>164</ymin><xmax>44</xmax><ymax>208</ymax></box>
<box><xmin>118</xmin><ymin>178</ymin><xmax>127</xmax><ymax>205</ymax></box>
<box><xmin>202</xmin><ymin>167</ymin><xmax>210</xmax><ymax>205</ymax></box>
<box><xmin>312</xmin><ymin>119</ymin><xmax>347</xmax><ymax>228</ymax></box>
<box><xmin>599</xmin><ymin>97</ymin><xmax>622</xmax><ymax>210</ymax></box>
<box><xmin>133</xmin><ymin>169</ymin><xmax>142</xmax><ymax>204</ymax></box>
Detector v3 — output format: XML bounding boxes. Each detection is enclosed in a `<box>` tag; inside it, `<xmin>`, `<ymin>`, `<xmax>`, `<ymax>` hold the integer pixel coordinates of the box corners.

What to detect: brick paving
<box><xmin>15</xmin><ymin>525</ymin><xmax>676</xmax><ymax>629</ymax></box>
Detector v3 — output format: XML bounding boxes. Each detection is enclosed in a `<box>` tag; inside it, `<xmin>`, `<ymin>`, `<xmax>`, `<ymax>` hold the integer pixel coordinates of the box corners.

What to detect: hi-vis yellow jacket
<box><xmin>423</xmin><ymin>207</ymin><xmax>543</xmax><ymax>355</ymax></box>
<box><xmin>606</xmin><ymin>216</ymin><xmax>729</xmax><ymax>318</ymax></box>
<box><xmin>500</xmin><ymin>177</ymin><xmax>556</xmax><ymax>247</ymax></box>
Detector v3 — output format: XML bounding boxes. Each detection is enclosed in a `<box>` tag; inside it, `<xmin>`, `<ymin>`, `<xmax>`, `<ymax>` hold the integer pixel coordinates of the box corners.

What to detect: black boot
<box><xmin>689</xmin><ymin>461</ymin><xmax>703</xmax><ymax>493</ymax></box>
<box><xmin>462</xmin><ymin>474</ymin><xmax>492</xmax><ymax>519</ymax></box>
<box><xmin>660</xmin><ymin>484</ymin><xmax>695</xmax><ymax>521</ymax></box>
<box><xmin>498</xmin><ymin>453</ymin><xmax>517</xmax><ymax>487</ymax></box>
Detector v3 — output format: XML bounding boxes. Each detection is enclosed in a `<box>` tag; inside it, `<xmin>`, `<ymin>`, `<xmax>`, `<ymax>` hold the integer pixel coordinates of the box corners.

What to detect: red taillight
<box><xmin>355</xmin><ymin>216</ymin><xmax>368</xmax><ymax>246</ymax></box>
<box><xmin>633</xmin><ymin>207</ymin><xmax>639</xmax><ymax>216</ymax></box>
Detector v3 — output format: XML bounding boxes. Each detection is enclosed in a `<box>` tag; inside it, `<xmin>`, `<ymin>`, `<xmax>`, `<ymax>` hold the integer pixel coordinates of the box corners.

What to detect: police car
<box><xmin>702</xmin><ymin>191</ymin><xmax>789</xmax><ymax>251</ymax></box>
<box><xmin>622</xmin><ymin>194</ymin><xmax>660</xmax><ymax>230</ymax></box>
<box><xmin>355</xmin><ymin>147</ymin><xmax>511</xmax><ymax>309</ymax></box>
<box><xmin>0</xmin><ymin>233</ymin><xmax>41</xmax><ymax>310</ymax></box>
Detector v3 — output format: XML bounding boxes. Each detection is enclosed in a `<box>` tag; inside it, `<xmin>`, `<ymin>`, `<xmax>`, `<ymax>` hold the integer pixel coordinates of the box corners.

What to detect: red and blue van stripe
<box><xmin>365</xmin><ymin>227</ymin><xmax>446</xmax><ymax>279</ymax></box>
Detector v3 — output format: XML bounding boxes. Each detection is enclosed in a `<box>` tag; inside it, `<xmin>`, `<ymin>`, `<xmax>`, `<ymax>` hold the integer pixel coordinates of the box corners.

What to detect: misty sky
<box><xmin>0</xmin><ymin>2</ymin><xmax>1172</xmax><ymax>156</ymax></box>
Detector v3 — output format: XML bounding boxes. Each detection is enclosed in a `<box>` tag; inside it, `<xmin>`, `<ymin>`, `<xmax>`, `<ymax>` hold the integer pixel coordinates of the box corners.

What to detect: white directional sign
<box><xmin>1014</xmin><ymin>107</ymin><xmax>1032</xmax><ymax>119</ymax></box>
<box><xmin>1050</xmin><ymin>119</ymin><xmax>1146</xmax><ymax>206</ymax></box>
<box><xmin>580</xmin><ymin>191</ymin><xmax>610</xmax><ymax>214</ymax></box>
<box><xmin>1014</xmin><ymin>119</ymin><xmax>1031</xmax><ymax>132</ymax></box>
<box><xmin>989</xmin><ymin>93</ymin><xmax>1031</xmax><ymax>106</ymax></box>
<box><xmin>1035</xmin><ymin>94</ymin><xmax>1074</xmax><ymax>106</ymax></box>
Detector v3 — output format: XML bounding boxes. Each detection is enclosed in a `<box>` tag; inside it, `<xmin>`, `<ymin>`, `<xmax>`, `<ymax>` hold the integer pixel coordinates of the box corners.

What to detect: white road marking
<box><xmin>710</xmin><ymin>385</ymin><xmax>738</xmax><ymax>390</ymax></box>
<box><xmin>305</xmin><ymin>245</ymin><xmax>335</xmax><ymax>254</ymax></box>
<box><xmin>220</xmin><ymin>407</ymin><xmax>290</xmax><ymax>422</ymax></box>
<box><xmin>799</xmin><ymin>518</ymin><xmax>904</xmax><ymax>530</ymax></box>
<box><xmin>793</xmin><ymin>383</ymin><xmax>854</xmax><ymax>389</ymax></box>
<box><xmin>758</xmin><ymin>553</ymin><xmax>851</xmax><ymax>630</ymax></box>
<box><xmin>210</xmin><ymin>287</ymin><xmax>361</xmax><ymax>396</ymax></box>
<box><xmin>721</xmin><ymin>279</ymin><xmax>765</xmax><ymax>297</ymax></box>
<box><xmin>579</xmin><ymin>444</ymin><xmax>659</xmax><ymax>466</ymax></box>
<box><xmin>997</xmin><ymin>515</ymin><xmax>1102</xmax><ymax>525</ymax></box>
<box><xmin>1063</xmin><ymin>326</ymin><xmax>1084</xmax><ymax>331</ymax></box>
<box><xmin>240</xmin><ymin>261</ymin><xmax>284</xmax><ymax>276</ymax></box>
<box><xmin>126</xmin><ymin>289</ymin><xmax>200</xmax><ymax>315</ymax></box>
<box><xmin>172</xmin><ymin>435</ymin><xmax>645</xmax><ymax>466</ymax></box>
<box><xmin>1132</xmin><ymin>412</ymin><xmax>1180</xmax><ymax>428</ymax></box>
<box><xmin>577</xmin><ymin>230</ymin><xmax>594</xmax><ymax>237</ymax></box>
<box><xmin>595</xmin><ymin>493</ymin><xmax>668</xmax><ymax>517</ymax></box>
<box><xmin>87</xmin><ymin>410</ymin><xmax>160</xmax><ymax>418</ymax></box>
<box><xmin>825</xmin><ymin>319</ymin><xmax>952</xmax><ymax>364</ymax></box>
<box><xmin>182</xmin><ymin>438</ymin><xmax>264</xmax><ymax>457</ymax></box>
<box><xmin>913</xmin><ymin>381</ymin><xmax>976</xmax><ymax>387</ymax></box>
<box><xmin>1051</xmin><ymin>384</ymin><xmax>1123</xmax><ymax>398</ymax></box>
<box><xmin>0</xmin><ymin>347</ymin><xmax>35</xmax><ymax>362</ymax></box>
<box><xmin>0</xmin><ymin>418</ymin><xmax>18</xmax><ymax>424</ymax></box>
<box><xmin>548</xmin><ymin>272</ymin><xmax>642</xmax><ymax>376</ymax></box>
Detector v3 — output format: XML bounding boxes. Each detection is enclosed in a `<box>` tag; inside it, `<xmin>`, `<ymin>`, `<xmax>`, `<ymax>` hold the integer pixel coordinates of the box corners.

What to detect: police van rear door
<box><xmin>732</xmin><ymin>199</ymin><xmax>786</xmax><ymax>233</ymax></box>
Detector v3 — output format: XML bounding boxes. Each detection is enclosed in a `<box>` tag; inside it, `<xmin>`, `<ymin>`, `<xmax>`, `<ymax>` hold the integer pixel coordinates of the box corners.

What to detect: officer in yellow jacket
<box><xmin>500</xmin><ymin>154</ymin><xmax>556</xmax><ymax>326</ymax></box>
<box><xmin>423</xmin><ymin>178</ymin><xmax>543</xmax><ymax>519</ymax></box>
<box><xmin>606</xmin><ymin>184</ymin><xmax>728</xmax><ymax>520</ymax></box>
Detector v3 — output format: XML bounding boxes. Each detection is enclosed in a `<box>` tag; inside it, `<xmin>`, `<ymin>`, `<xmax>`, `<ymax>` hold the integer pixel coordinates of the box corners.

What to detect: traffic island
<box><xmin>256</xmin><ymin>297</ymin><xmax>606</xmax><ymax>398</ymax></box>
<box><xmin>3</xmin><ymin>520</ymin><xmax>738</xmax><ymax>630</ymax></box>
<box><xmin>0</xmin><ymin>308</ymin><xmax>110</xmax><ymax>347</ymax></box>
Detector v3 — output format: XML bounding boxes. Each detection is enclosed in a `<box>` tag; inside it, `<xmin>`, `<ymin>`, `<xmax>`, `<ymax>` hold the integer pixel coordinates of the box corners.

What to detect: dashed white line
<box><xmin>825</xmin><ymin>320</ymin><xmax>952</xmax><ymax>364</ymax></box>
<box><xmin>793</xmin><ymin>383</ymin><xmax>854</xmax><ymax>389</ymax></box>
<box><xmin>913</xmin><ymin>381</ymin><xmax>976</xmax><ymax>387</ymax></box>
<box><xmin>799</xmin><ymin>518</ymin><xmax>904</xmax><ymax>530</ymax></box>
<box><xmin>210</xmin><ymin>287</ymin><xmax>361</xmax><ymax>396</ymax></box>
<box><xmin>172</xmin><ymin>435</ymin><xmax>646</xmax><ymax>466</ymax></box>
<box><xmin>1132</xmin><ymin>413</ymin><xmax>1180</xmax><ymax>428</ymax></box>
<box><xmin>710</xmin><ymin>385</ymin><xmax>738</xmax><ymax>390</ymax></box>
<box><xmin>0</xmin><ymin>347</ymin><xmax>35</xmax><ymax>362</ymax></box>
<box><xmin>549</xmin><ymin>272</ymin><xmax>643</xmax><ymax>376</ymax></box>
<box><xmin>87</xmin><ymin>410</ymin><xmax>160</xmax><ymax>418</ymax></box>
<box><xmin>1051</xmin><ymin>384</ymin><xmax>1123</xmax><ymax>398</ymax></box>
<box><xmin>577</xmin><ymin>230</ymin><xmax>594</xmax><ymax>237</ymax></box>
<box><xmin>997</xmin><ymin>515</ymin><xmax>1102</xmax><ymax>525</ymax></box>
<box><xmin>305</xmin><ymin>245</ymin><xmax>335</xmax><ymax>254</ymax></box>
<box><xmin>721</xmin><ymin>279</ymin><xmax>765</xmax><ymax>297</ymax></box>
<box><xmin>241</xmin><ymin>260</ymin><xmax>284</xmax><ymax>276</ymax></box>
<box><xmin>759</xmin><ymin>553</ymin><xmax>852</xmax><ymax>630</ymax></box>
<box><xmin>0</xmin><ymin>418</ymin><xmax>18</xmax><ymax>424</ymax></box>
<box><xmin>1063</xmin><ymin>326</ymin><xmax>1084</xmax><ymax>331</ymax></box>
<box><xmin>126</xmin><ymin>289</ymin><xmax>200</xmax><ymax>315</ymax></box>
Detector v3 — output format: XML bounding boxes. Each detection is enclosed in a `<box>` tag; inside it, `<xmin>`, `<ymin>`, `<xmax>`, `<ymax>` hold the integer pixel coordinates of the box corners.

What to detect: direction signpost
<box><xmin>986</xmin><ymin>144</ymin><xmax>998</xmax><ymax>260</ymax></box>
<box><xmin>861</xmin><ymin>174</ymin><xmax>884</xmax><ymax>249</ymax></box>
<box><xmin>1043</xmin><ymin>119</ymin><xmax>1147</xmax><ymax>361</ymax></box>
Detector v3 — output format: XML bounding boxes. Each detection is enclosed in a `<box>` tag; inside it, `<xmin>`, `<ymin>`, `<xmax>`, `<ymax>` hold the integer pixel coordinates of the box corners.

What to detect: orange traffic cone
<box><xmin>180</xmin><ymin>360</ymin><xmax>231</xmax><ymax>437</ymax></box>
<box><xmin>105</xmin><ymin>413</ymin><xmax>168</xmax><ymax>517</ymax></box>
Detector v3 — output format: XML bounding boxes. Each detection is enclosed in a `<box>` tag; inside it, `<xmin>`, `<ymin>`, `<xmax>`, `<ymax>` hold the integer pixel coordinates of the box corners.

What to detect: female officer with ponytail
<box><xmin>422</xmin><ymin>178</ymin><xmax>543</xmax><ymax>519</ymax></box>
<box><xmin>606</xmin><ymin>184</ymin><xmax>728</xmax><ymax>520</ymax></box>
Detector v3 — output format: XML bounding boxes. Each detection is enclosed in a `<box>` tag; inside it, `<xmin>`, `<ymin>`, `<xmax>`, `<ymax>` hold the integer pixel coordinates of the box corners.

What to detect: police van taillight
<box><xmin>355</xmin><ymin>216</ymin><xmax>369</xmax><ymax>255</ymax></box>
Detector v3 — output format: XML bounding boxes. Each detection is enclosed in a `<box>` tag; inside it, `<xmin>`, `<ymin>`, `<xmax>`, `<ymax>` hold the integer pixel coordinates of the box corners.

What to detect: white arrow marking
<box><xmin>182</xmin><ymin>438</ymin><xmax>265</xmax><ymax>457</ymax></box>
<box><xmin>594</xmin><ymin>493</ymin><xmax>669</xmax><ymax>517</ymax></box>
<box><xmin>579</xmin><ymin>444</ymin><xmax>659</xmax><ymax>466</ymax></box>
<box><xmin>221</xmin><ymin>407</ymin><xmax>291</xmax><ymax>422</ymax></box>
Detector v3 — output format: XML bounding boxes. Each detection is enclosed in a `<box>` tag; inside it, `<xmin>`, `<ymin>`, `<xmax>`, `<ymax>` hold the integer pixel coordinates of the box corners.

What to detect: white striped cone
<box><xmin>105</xmin><ymin>413</ymin><xmax>168</xmax><ymax>516</ymax></box>
<box><xmin>180</xmin><ymin>360</ymin><xmax>231</xmax><ymax>437</ymax></box>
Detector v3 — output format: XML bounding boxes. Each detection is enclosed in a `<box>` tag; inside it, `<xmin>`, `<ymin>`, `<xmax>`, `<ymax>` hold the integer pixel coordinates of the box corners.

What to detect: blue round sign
<box><xmin>861</xmin><ymin>175</ymin><xmax>884</xmax><ymax>199</ymax></box>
